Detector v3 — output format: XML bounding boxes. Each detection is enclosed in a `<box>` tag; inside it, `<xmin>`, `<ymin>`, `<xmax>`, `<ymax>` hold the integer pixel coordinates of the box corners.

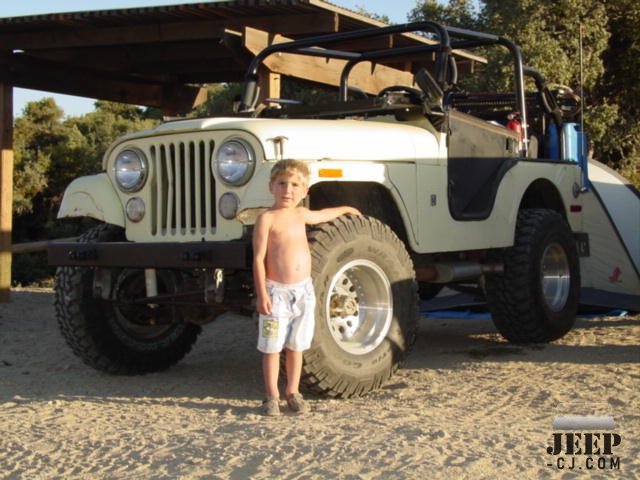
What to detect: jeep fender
<box><xmin>57</xmin><ymin>173</ymin><xmax>125</xmax><ymax>227</ymax></box>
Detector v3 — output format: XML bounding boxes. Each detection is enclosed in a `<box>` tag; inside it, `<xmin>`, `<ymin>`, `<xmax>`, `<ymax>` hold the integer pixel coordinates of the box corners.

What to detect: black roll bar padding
<box><xmin>242</xmin><ymin>73</ymin><xmax>260</xmax><ymax>110</ymax></box>
<box><xmin>523</xmin><ymin>64</ymin><xmax>563</xmax><ymax>128</ymax></box>
<box><xmin>238</xmin><ymin>21</ymin><xmax>452</xmax><ymax>112</ymax></box>
<box><xmin>339</xmin><ymin>60</ymin><xmax>358</xmax><ymax>102</ymax></box>
<box><xmin>415</xmin><ymin>67</ymin><xmax>444</xmax><ymax>105</ymax></box>
<box><xmin>296</xmin><ymin>47</ymin><xmax>362</xmax><ymax>61</ymax></box>
<box><xmin>443</xmin><ymin>25</ymin><xmax>501</xmax><ymax>43</ymax></box>
<box><xmin>447</xmin><ymin>55</ymin><xmax>458</xmax><ymax>86</ymax></box>
<box><xmin>522</xmin><ymin>65</ymin><xmax>545</xmax><ymax>91</ymax></box>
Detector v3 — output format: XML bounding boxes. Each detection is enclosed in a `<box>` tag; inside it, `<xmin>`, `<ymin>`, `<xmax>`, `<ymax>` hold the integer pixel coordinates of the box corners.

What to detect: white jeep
<box><xmin>49</xmin><ymin>21</ymin><xmax>588</xmax><ymax>397</ymax></box>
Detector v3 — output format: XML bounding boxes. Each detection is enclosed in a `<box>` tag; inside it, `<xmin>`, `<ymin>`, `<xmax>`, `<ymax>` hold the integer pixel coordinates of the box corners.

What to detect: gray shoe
<box><xmin>286</xmin><ymin>393</ymin><xmax>310</xmax><ymax>414</ymax></box>
<box><xmin>261</xmin><ymin>396</ymin><xmax>280</xmax><ymax>416</ymax></box>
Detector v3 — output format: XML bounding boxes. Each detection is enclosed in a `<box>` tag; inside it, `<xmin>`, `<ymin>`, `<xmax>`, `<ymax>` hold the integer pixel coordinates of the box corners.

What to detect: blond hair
<box><xmin>269</xmin><ymin>159</ymin><xmax>311</xmax><ymax>185</ymax></box>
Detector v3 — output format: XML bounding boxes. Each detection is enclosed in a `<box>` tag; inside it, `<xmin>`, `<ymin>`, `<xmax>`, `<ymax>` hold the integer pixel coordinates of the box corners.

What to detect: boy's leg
<box><xmin>284</xmin><ymin>348</ymin><xmax>303</xmax><ymax>396</ymax></box>
<box><xmin>284</xmin><ymin>280</ymin><xmax>314</xmax><ymax>396</ymax></box>
<box><xmin>284</xmin><ymin>348</ymin><xmax>310</xmax><ymax>413</ymax></box>
<box><xmin>262</xmin><ymin>352</ymin><xmax>280</xmax><ymax>398</ymax></box>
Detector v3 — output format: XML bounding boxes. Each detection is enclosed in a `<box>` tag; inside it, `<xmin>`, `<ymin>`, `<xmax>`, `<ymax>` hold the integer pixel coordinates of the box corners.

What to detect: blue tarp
<box><xmin>421</xmin><ymin>308</ymin><xmax>630</xmax><ymax>320</ymax></box>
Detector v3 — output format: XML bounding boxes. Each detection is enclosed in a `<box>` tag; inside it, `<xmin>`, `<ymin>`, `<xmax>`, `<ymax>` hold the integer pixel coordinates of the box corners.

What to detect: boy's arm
<box><xmin>303</xmin><ymin>205</ymin><xmax>362</xmax><ymax>225</ymax></box>
<box><xmin>252</xmin><ymin>213</ymin><xmax>272</xmax><ymax>315</ymax></box>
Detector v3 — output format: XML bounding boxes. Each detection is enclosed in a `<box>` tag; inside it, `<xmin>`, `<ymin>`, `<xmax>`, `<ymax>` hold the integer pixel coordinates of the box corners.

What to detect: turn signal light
<box><xmin>319</xmin><ymin>168</ymin><xmax>343</xmax><ymax>178</ymax></box>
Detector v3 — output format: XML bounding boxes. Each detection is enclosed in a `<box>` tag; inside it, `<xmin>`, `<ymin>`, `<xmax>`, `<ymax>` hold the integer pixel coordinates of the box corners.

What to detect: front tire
<box><xmin>303</xmin><ymin>215</ymin><xmax>418</xmax><ymax>397</ymax></box>
<box><xmin>485</xmin><ymin>209</ymin><xmax>580</xmax><ymax>343</ymax></box>
<box><xmin>54</xmin><ymin>224</ymin><xmax>201</xmax><ymax>374</ymax></box>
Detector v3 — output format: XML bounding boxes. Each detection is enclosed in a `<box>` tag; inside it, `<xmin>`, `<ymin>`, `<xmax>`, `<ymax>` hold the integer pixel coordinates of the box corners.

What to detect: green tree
<box><xmin>598</xmin><ymin>0</ymin><xmax>640</xmax><ymax>184</ymax></box>
<box><xmin>12</xmin><ymin>98</ymin><xmax>64</xmax><ymax>215</ymax></box>
<box><xmin>353</xmin><ymin>6</ymin><xmax>391</xmax><ymax>24</ymax></box>
<box><xmin>410</xmin><ymin>0</ymin><xmax>478</xmax><ymax>30</ymax></box>
<box><xmin>12</xmin><ymin>98</ymin><xmax>160</xmax><ymax>285</ymax></box>
<box><xmin>478</xmin><ymin>1</ymin><xmax>615</xmax><ymax>176</ymax></box>
<box><xmin>411</xmin><ymin>0</ymin><xmax>639</xmax><ymax>185</ymax></box>
<box><xmin>62</xmin><ymin>101</ymin><xmax>158</xmax><ymax>189</ymax></box>
<box><xmin>191</xmin><ymin>83</ymin><xmax>243</xmax><ymax>117</ymax></box>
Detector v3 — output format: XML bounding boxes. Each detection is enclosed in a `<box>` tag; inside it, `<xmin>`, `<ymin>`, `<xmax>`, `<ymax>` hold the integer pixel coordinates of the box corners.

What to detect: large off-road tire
<box><xmin>303</xmin><ymin>215</ymin><xmax>418</xmax><ymax>398</ymax></box>
<box><xmin>54</xmin><ymin>224</ymin><xmax>201</xmax><ymax>374</ymax></box>
<box><xmin>485</xmin><ymin>209</ymin><xmax>580</xmax><ymax>343</ymax></box>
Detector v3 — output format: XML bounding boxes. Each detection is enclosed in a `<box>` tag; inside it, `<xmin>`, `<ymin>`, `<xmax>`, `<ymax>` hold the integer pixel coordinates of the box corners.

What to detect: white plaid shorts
<box><xmin>257</xmin><ymin>278</ymin><xmax>316</xmax><ymax>354</ymax></box>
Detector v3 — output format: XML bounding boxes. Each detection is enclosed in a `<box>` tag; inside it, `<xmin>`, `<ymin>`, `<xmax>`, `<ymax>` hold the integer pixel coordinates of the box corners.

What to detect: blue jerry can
<box><xmin>562</xmin><ymin>122</ymin><xmax>590</xmax><ymax>190</ymax></box>
<box><xmin>562</xmin><ymin>123</ymin><xmax>586</xmax><ymax>163</ymax></box>
<box><xmin>545</xmin><ymin>123</ymin><xmax>560</xmax><ymax>160</ymax></box>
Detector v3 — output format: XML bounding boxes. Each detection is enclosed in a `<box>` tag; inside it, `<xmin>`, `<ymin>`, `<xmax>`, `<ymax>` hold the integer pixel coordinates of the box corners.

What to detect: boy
<box><xmin>252</xmin><ymin>159</ymin><xmax>361</xmax><ymax>416</ymax></box>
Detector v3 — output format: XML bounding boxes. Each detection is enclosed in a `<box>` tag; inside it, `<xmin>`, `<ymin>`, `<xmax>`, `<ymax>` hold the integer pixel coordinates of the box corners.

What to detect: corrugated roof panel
<box><xmin>0</xmin><ymin>1</ymin><xmax>323</xmax><ymax>30</ymax></box>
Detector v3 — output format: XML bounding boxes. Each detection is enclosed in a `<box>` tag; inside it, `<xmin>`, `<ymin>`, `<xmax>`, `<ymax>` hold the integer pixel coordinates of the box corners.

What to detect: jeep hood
<box><xmin>115</xmin><ymin>116</ymin><xmax>438</xmax><ymax>162</ymax></box>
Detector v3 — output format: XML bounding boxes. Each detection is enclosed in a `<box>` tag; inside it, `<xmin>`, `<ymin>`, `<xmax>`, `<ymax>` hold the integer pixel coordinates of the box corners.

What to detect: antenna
<box><xmin>579</xmin><ymin>23</ymin><xmax>585</xmax><ymax>146</ymax></box>
<box><xmin>579</xmin><ymin>23</ymin><xmax>589</xmax><ymax>192</ymax></box>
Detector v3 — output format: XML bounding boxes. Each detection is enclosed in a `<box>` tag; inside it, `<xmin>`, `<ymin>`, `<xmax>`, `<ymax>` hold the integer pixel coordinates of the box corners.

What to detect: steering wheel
<box><xmin>552</xmin><ymin>85</ymin><xmax>582</xmax><ymax>119</ymax></box>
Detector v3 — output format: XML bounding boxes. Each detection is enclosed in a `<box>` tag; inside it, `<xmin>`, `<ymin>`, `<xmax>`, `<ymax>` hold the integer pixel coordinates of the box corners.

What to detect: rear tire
<box><xmin>303</xmin><ymin>215</ymin><xmax>418</xmax><ymax>397</ymax></box>
<box><xmin>485</xmin><ymin>209</ymin><xmax>580</xmax><ymax>343</ymax></box>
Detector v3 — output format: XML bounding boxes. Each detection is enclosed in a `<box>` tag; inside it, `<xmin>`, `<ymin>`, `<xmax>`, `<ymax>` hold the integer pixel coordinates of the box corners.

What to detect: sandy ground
<box><xmin>0</xmin><ymin>287</ymin><xmax>638</xmax><ymax>480</ymax></box>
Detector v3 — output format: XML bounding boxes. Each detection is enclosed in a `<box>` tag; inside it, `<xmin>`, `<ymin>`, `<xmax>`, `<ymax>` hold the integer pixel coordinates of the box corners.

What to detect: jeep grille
<box><xmin>149</xmin><ymin>140</ymin><xmax>216</xmax><ymax>236</ymax></box>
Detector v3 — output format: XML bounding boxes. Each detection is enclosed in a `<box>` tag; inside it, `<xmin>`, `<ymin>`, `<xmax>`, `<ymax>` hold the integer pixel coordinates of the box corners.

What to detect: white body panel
<box><xmin>62</xmin><ymin>115</ymin><xmax>584</xmax><ymax>252</ymax></box>
<box><xmin>97</xmin><ymin>117</ymin><xmax>442</xmax><ymax>243</ymax></box>
<box><xmin>416</xmin><ymin>158</ymin><xmax>582</xmax><ymax>253</ymax></box>
<box><xmin>57</xmin><ymin>173</ymin><xmax>125</xmax><ymax>227</ymax></box>
<box><xmin>111</xmin><ymin>117</ymin><xmax>428</xmax><ymax>163</ymax></box>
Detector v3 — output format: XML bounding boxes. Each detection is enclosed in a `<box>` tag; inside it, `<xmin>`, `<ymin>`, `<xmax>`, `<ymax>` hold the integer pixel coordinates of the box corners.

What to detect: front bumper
<box><xmin>47</xmin><ymin>241</ymin><xmax>251</xmax><ymax>269</ymax></box>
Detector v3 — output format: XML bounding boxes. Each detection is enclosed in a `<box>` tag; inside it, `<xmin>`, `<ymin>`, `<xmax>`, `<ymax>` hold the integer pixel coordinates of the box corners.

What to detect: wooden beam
<box><xmin>222</xmin><ymin>29</ymin><xmax>256</xmax><ymax>70</ymax></box>
<box><xmin>0</xmin><ymin>14</ymin><xmax>339</xmax><ymax>51</ymax></box>
<box><xmin>0</xmin><ymin>53</ymin><xmax>206</xmax><ymax>114</ymax></box>
<box><xmin>243</xmin><ymin>27</ymin><xmax>414</xmax><ymax>95</ymax></box>
<box><xmin>178</xmin><ymin>70</ymin><xmax>245</xmax><ymax>84</ymax></box>
<box><xmin>29</xmin><ymin>40</ymin><xmax>240</xmax><ymax>71</ymax></box>
<box><xmin>258</xmin><ymin>69</ymin><xmax>281</xmax><ymax>106</ymax></box>
<box><xmin>0</xmin><ymin>82</ymin><xmax>13</xmax><ymax>302</ymax></box>
<box><xmin>12</xmin><ymin>237</ymin><xmax>77</xmax><ymax>255</ymax></box>
<box><xmin>325</xmin><ymin>35</ymin><xmax>394</xmax><ymax>52</ymax></box>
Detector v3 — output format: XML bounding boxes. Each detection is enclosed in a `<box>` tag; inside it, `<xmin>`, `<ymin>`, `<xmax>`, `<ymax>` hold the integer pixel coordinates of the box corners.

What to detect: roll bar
<box><xmin>444</xmin><ymin>26</ymin><xmax>529</xmax><ymax>151</ymax></box>
<box><xmin>238</xmin><ymin>21</ymin><xmax>451</xmax><ymax>112</ymax></box>
<box><xmin>239</xmin><ymin>21</ymin><xmax>550</xmax><ymax>156</ymax></box>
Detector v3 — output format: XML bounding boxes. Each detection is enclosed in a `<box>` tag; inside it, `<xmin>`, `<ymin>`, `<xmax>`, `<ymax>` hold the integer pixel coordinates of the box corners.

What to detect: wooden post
<box><xmin>0</xmin><ymin>83</ymin><xmax>13</xmax><ymax>302</ymax></box>
<box><xmin>257</xmin><ymin>68</ymin><xmax>281</xmax><ymax>106</ymax></box>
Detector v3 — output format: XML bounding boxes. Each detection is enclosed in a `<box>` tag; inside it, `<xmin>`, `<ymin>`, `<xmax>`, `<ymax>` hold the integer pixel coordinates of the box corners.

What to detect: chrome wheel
<box><xmin>540</xmin><ymin>242</ymin><xmax>571</xmax><ymax>312</ymax></box>
<box><xmin>325</xmin><ymin>259</ymin><xmax>393</xmax><ymax>355</ymax></box>
<box><xmin>486</xmin><ymin>209</ymin><xmax>579</xmax><ymax>343</ymax></box>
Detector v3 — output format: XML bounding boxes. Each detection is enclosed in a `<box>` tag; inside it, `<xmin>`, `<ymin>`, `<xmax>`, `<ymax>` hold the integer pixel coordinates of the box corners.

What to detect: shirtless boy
<box><xmin>252</xmin><ymin>159</ymin><xmax>361</xmax><ymax>416</ymax></box>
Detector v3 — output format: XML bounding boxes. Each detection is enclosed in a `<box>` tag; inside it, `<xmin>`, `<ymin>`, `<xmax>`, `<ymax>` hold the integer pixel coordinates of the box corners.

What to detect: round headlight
<box><xmin>213</xmin><ymin>139</ymin><xmax>255</xmax><ymax>185</ymax></box>
<box><xmin>218</xmin><ymin>192</ymin><xmax>240</xmax><ymax>220</ymax></box>
<box><xmin>125</xmin><ymin>197</ymin><xmax>146</xmax><ymax>222</ymax></box>
<box><xmin>114</xmin><ymin>148</ymin><xmax>147</xmax><ymax>192</ymax></box>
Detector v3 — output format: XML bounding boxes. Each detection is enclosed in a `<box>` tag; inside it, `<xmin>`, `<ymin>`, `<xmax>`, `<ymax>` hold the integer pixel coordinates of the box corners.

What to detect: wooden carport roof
<box><xmin>0</xmin><ymin>0</ymin><xmax>483</xmax><ymax>300</ymax></box>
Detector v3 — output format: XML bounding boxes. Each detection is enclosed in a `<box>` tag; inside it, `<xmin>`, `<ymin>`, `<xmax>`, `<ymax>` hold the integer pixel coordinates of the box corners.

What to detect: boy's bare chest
<box><xmin>269</xmin><ymin>222</ymin><xmax>307</xmax><ymax>243</ymax></box>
